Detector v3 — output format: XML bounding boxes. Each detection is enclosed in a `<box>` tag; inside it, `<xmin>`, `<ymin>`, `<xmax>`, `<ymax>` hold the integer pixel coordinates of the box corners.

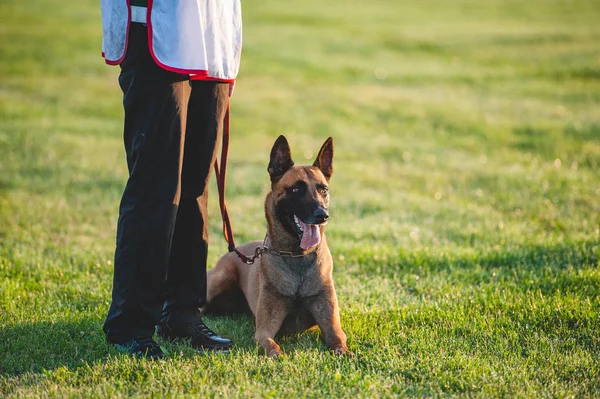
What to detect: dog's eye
<box><xmin>289</xmin><ymin>181</ymin><xmax>307</xmax><ymax>195</ymax></box>
<box><xmin>291</xmin><ymin>186</ymin><xmax>305</xmax><ymax>195</ymax></box>
<box><xmin>318</xmin><ymin>186</ymin><xmax>329</xmax><ymax>196</ymax></box>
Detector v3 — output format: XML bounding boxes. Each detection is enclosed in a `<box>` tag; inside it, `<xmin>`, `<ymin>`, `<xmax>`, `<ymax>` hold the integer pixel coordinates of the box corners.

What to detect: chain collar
<box><xmin>241</xmin><ymin>233</ymin><xmax>310</xmax><ymax>265</ymax></box>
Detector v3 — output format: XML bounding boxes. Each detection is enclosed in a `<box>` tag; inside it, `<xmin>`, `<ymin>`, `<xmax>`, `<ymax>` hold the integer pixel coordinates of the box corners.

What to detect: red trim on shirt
<box><xmin>190</xmin><ymin>76</ymin><xmax>236</xmax><ymax>83</ymax></box>
<box><xmin>146</xmin><ymin>0</ymin><xmax>210</xmax><ymax>75</ymax></box>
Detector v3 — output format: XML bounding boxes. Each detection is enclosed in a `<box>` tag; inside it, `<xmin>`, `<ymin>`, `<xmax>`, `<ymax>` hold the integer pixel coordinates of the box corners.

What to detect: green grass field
<box><xmin>1</xmin><ymin>0</ymin><xmax>599</xmax><ymax>397</ymax></box>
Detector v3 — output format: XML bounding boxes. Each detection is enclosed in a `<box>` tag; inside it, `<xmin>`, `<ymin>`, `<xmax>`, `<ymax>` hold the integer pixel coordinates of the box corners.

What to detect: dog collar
<box><xmin>239</xmin><ymin>233</ymin><xmax>312</xmax><ymax>265</ymax></box>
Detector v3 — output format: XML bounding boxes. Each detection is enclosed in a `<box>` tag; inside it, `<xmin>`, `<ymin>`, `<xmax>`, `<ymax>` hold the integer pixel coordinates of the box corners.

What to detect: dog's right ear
<box><xmin>268</xmin><ymin>135</ymin><xmax>294</xmax><ymax>183</ymax></box>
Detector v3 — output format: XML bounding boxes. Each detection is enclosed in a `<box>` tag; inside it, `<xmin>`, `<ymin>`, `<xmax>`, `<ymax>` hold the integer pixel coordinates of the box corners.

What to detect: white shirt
<box><xmin>101</xmin><ymin>0</ymin><xmax>242</xmax><ymax>81</ymax></box>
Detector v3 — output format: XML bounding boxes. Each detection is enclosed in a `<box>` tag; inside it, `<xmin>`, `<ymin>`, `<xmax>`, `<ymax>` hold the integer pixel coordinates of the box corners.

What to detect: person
<box><xmin>100</xmin><ymin>0</ymin><xmax>242</xmax><ymax>359</ymax></box>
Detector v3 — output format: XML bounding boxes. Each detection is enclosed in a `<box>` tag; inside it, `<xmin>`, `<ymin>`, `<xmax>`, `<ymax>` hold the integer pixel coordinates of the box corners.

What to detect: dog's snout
<box><xmin>313</xmin><ymin>208</ymin><xmax>329</xmax><ymax>224</ymax></box>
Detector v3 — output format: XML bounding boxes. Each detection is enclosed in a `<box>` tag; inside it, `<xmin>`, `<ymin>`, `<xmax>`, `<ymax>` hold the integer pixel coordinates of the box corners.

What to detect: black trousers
<box><xmin>103</xmin><ymin>24</ymin><xmax>229</xmax><ymax>343</ymax></box>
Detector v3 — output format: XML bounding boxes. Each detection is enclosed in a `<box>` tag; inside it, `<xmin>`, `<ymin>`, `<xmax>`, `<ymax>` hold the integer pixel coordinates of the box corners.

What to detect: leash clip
<box><xmin>240</xmin><ymin>247</ymin><xmax>262</xmax><ymax>265</ymax></box>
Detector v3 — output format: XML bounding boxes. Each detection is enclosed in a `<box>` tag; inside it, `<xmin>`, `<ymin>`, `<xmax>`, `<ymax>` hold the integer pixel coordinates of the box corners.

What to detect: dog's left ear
<box><xmin>313</xmin><ymin>137</ymin><xmax>334</xmax><ymax>181</ymax></box>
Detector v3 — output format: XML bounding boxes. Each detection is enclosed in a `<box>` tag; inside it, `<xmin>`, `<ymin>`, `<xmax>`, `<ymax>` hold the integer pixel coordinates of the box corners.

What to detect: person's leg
<box><xmin>157</xmin><ymin>80</ymin><xmax>232</xmax><ymax>350</ymax></box>
<box><xmin>103</xmin><ymin>23</ymin><xmax>190</xmax><ymax>346</ymax></box>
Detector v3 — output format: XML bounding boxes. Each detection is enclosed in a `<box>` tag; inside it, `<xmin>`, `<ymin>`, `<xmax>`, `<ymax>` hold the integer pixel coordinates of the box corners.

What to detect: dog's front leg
<box><xmin>305</xmin><ymin>287</ymin><xmax>352</xmax><ymax>356</ymax></box>
<box><xmin>254</xmin><ymin>289</ymin><xmax>290</xmax><ymax>358</ymax></box>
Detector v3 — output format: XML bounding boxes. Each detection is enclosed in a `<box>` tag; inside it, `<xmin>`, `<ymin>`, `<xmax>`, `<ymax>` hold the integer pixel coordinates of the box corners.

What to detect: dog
<box><xmin>205</xmin><ymin>135</ymin><xmax>352</xmax><ymax>358</ymax></box>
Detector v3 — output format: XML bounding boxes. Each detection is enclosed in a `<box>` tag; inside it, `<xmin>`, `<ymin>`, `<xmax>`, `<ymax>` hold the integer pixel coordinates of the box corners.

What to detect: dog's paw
<box><xmin>332</xmin><ymin>347</ymin><xmax>354</xmax><ymax>357</ymax></box>
<box><xmin>267</xmin><ymin>349</ymin><xmax>284</xmax><ymax>359</ymax></box>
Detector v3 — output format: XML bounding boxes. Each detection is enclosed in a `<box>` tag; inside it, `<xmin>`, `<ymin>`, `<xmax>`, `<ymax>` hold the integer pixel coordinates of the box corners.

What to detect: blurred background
<box><xmin>1</xmin><ymin>0</ymin><xmax>598</xmax><ymax>262</ymax></box>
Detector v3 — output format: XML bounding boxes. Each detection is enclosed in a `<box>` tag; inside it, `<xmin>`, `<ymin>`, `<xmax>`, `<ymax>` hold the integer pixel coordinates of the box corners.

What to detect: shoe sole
<box><xmin>158</xmin><ymin>334</ymin><xmax>233</xmax><ymax>352</ymax></box>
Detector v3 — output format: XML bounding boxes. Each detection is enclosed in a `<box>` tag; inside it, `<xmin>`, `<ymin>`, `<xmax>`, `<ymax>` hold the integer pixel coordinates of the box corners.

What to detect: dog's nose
<box><xmin>313</xmin><ymin>208</ymin><xmax>329</xmax><ymax>224</ymax></box>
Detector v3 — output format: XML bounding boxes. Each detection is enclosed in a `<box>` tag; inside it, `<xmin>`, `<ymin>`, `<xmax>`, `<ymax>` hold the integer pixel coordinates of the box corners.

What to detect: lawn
<box><xmin>1</xmin><ymin>0</ymin><xmax>599</xmax><ymax>397</ymax></box>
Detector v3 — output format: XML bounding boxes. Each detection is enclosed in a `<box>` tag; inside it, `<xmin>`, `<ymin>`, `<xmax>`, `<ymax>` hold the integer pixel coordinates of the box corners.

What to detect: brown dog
<box><xmin>205</xmin><ymin>135</ymin><xmax>351</xmax><ymax>358</ymax></box>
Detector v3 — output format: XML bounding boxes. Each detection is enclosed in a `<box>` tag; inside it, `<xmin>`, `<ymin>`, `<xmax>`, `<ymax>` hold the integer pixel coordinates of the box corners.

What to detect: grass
<box><xmin>1</xmin><ymin>0</ymin><xmax>599</xmax><ymax>397</ymax></box>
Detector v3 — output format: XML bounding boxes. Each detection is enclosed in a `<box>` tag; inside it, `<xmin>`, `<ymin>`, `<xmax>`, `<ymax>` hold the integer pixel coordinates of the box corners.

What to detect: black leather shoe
<box><xmin>113</xmin><ymin>337</ymin><xmax>165</xmax><ymax>360</ymax></box>
<box><xmin>157</xmin><ymin>310</ymin><xmax>232</xmax><ymax>351</ymax></box>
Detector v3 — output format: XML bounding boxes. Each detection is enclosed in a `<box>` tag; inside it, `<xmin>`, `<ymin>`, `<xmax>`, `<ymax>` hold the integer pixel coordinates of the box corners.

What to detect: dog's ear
<box><xmin>268</xmin><ymin>135</ymin><xmax>294</xmax><ymax>183</ymax></box>
<box><xmin>313</xmin><ymin>137</ymin><xmax>334</xmax><ymax>181</ymax></box>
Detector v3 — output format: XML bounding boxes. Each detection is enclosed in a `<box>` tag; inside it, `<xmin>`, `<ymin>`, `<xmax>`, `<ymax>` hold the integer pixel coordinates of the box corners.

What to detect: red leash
<box><xmin>213</xmin><ymin>103</ymin><xmax>306</xmax><ymax>264</ymax></box>
<box><xmin>213</xmin><ymin>102</ymin><xmax>257</xmax><ymax>264</ymax></box>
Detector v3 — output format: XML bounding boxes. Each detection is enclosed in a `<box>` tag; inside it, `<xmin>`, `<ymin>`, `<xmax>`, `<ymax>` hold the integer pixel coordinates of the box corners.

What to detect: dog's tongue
<box><xmin>298</xmin><ymin>220</ymin><xmax>321</xmax><ymax>249</ymax></box>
